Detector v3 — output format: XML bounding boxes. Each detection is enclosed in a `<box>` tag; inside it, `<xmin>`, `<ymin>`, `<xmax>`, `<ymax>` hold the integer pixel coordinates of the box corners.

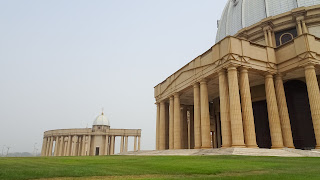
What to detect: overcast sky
<box><xmin>0</xmin><ymin>0</ymin><xmax>228</xmax><ymax>153</ymax></box>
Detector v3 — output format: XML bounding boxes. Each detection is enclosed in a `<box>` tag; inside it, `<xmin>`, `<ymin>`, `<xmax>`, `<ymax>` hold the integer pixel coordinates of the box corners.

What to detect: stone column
<box><xmin>73</xmin><ymin>136</ymin><xmax>78</xmax><ymax>156</ymax></box>
<box><xmin>125</xmin><ymin>136</ymin><xmax>129</xmax><ymax>152</ymax></box>
<box><xmin>200</xmin><ymin>80</ymin><xmax>211</xmax><ymax>149</ymax></box>
<box><xmin>63</xmin><ymin>138</ymin><xmax>68</xmax><ymax>156</ymax></box>
<box><xmin>88</xmin><ymin>135</ymin><xmax>91</xmax><ymax>156</ymax></box>
<box><xmin>267</xmin><ymin>30</ymin><xmax>274</xmax><ymax>47</ymax></box>
<box><xmin>138</xmin><ymin>136</ymin><xmax>141</xmax><ymax>151</ymax></box>
<box><xmin>120</xmin><ymin>136</ymin><xmax>124</xmax><ymax>153</ymax></box>
<box><xmin>216</xmin><ymin>114</ymin><xmax>222</xmax><ymax>148</ymax></box>
<box><xmin>305</xmin><ymin>65</ymin><xmax>320</xmax><ymax>149</ymax></box>
<box><xmin>264</xmin><ymin>30</ymin><xmax>269</xmax><ymax>46</ymax></box>
<box><xmin>219</xmin><ymin>70</ymin><xmax>232</xmax><ymax>147</ymax></box>
<box><xmin>275</xmin><ymin>74</ymin><xmax>294</xmax><ymax>148</ymax></box>
<box><xmin>41</xmin><ymin>137</ymin><xmax>47</xmax><ymax>156</ymax></box>
<box><xmin>174</xmin><ymin>93</ymin><xmax>182</xmax><ymax>149</ymax></box>
<box><xmin>265</xmin><ymin>74</ymin><xmax>284</xmax><ymax>149</ymax></box>
<box><xmin>48</xmin><ymin>137</ymin><xmax>54</xmax><ymax>156</ymax></box>
<box><xmin>239</xmin><ymin>67</ymin><xmax>258</xmax><ymax>148</ymax></box>
<box><xmin>66</xmin><ymin>135</ymin><xmax>71</xmax><ymax>156</ymax></box>
<box><xmin>159</xmin><ymin>101</ymin><xmax>166</xmax><ymax>150</ymax></box>
<box><xmin>105</xmin><ymin>135</ymin><xmax>109</xmax><ymax>155</ymax></box>
<box><xmin>110</xmin><ymin>136</ymin><xmax>115</xmax><ymax>155</ymax></box>
<box><xmin>169</xmin><ymin>96</ymin><xmax>174</xmax><ymax>149</ymax></box>
<box><xmin>58</xmin><ymin>136</ymin><xmax>63</xmax><ymax>156</ymax></box>
<box><xmin>297</xmin><ymin>20</ymin><xmax>303</xmax><ymax>35</ymax></box>
<box><xmin>193</xmin><ymin>82</ymin><xmax>201</xmax><ymax>149</ymax></box>
<box><xmin>156</xmin><ymin>103</ymin><xmax>160</xmax><ymax>150</ymax></box>
<box><xmin>55</xmin><ymin>137</ymin><xmax>60</xmax><ymax>156</ymax></box>
<box><xmin>227</xmin><ymin>66</ymin><xmax>246</xmax><ymax>147</ymax></box>
<box><xmin>81</xmin><ymin>135</ymin><xmax>87</xmax><ymax>156</ymax></box>
<box><xmin>302</xmin><ymin>21</ymin><xmax>308</xmax><ymax>34</ymax></box>
<box><xmin>134</xmin><ymin>136</ymin><xmax>137</xmax><ymax>151</ymax></box>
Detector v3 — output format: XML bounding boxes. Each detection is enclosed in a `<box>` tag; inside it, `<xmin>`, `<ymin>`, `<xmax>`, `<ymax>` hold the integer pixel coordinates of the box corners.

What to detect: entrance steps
<box><xmin>118</xmin><ymin>148</ymin><xmax>320</xmax><ymax>157</ymax></box>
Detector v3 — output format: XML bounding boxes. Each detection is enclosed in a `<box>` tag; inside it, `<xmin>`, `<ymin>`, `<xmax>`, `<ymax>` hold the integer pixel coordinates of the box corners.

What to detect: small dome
<box><xmin>216</xmin><ymin>0</ymin><xmax>320</xmax><ymax>42</ymax></box>
<box><xmin>93</xmin><ymin>112</ymin><xmax>110</xmax><ymax>126</ymax></box>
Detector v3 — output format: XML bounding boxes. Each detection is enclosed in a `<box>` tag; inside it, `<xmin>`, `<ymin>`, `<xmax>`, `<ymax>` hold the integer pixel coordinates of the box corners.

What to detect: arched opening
<box><xmin>252</xmin><ymin>100</ymin><xmax>272</xmax><ymax>148</ymax></box>
<box><xmin>284</xmin><ymin>80</ymin><xmax>316</xmax><ymax>149</ymax></box>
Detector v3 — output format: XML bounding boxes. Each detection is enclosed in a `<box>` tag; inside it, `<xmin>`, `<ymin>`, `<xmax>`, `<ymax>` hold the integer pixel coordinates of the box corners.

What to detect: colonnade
<box><xmin>156</xmin><ymin>64</ymin><xmax>320</xmax><ymax>150</ymax></box>
<box><xmin>41</xmin><ymin>135</ymin><xmax>141</xmax><ymax>156</ymax></box>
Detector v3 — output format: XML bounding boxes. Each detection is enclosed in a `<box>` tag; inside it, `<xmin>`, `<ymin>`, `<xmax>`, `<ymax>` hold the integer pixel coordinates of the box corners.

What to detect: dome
<box><xmin>93</xmin><ymin>112</ymin><xmax>110</xmax><ymax>126</ymax></box>
<box><xmin>216</xmin><ymin>0</ymin><xmax>320</xmax><ymax>42</ymax></box>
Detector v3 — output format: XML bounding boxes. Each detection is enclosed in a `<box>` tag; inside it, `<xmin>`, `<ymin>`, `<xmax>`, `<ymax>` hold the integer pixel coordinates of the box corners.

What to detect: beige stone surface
<box><xmin>200</xmin><ymin>80</ymin><xmax>211</xmax><ymax>149</ymax></box>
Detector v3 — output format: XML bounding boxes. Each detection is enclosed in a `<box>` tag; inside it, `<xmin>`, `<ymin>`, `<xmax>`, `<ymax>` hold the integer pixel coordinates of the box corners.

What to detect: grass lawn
<box><xmin>0</xmin><ymin>155</ymin><xmax>320</xmax><ymax>180</ymax></box>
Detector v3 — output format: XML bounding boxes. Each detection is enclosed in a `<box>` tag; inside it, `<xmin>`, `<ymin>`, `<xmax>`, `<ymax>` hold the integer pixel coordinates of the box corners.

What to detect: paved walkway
<box><xmin>119</xmin><ymin>148</ymin><xmax>320</xmax><ymax>157</ymax></box>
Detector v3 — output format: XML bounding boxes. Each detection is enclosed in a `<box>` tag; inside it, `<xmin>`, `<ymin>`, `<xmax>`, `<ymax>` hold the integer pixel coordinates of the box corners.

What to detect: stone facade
<box><xmin>154</xmin><ymin>5</ymin><xmax>320</xmax><ymax>150</ymax></box>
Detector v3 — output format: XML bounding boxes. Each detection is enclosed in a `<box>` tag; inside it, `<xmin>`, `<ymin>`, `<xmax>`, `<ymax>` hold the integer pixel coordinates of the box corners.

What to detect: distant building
<box><xmin>41</xmin><ymin>112</ymin><xmax>141</xmax><ymax>156</ymax></box>
<box><xmin>155</xmin><ymin>0</ymin><xmax>320</xmax><ymax>150</ymax></box>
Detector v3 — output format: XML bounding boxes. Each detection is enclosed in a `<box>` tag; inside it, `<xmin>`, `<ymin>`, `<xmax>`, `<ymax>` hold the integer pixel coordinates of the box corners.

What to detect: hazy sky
<box><xmin>0</xmin><ymin>0</ymin><xmax>228</xmax><ymax>153</ymax></box>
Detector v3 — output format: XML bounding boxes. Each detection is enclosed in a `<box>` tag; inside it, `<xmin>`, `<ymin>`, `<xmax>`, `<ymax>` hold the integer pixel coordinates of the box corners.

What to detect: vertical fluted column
<box><xmin>134</xmin><ymin>136</ymin><xmax>137</xmax><ymax>151</ymax></box>
<box><xmin>53</xmin><ymin>136</ymin><xmax>59</xmax><ymax>156</ymax></box>
<box><xmin>63</xmin><ymin>138</ymin><xmax>68</xmax><ymax>156</ymax></box>
<box><xmin>264</xmin><ymin>30</ymin><xmax>269</xmax><ymax>46</ymax></box>
<box><xmin>169</xmin><ymin>96</ymin><xmax>174</xmax><ymax>149</ymax></box>
<box><xmin>267</xmin><ymin>30</ymin><xmax>274</xmax><ymax>47</ymax></box>
<box><xmin>305</xmin><ymin>65</ymin><xmax>320</xmax><ymax>149</ymax></box>
<box><xmin>275</xmin><ymin>74</ymin><xmax>294</xmax><ymax>148</ymax></box>
<box><xmin>174</xmin><ymin>93</ymin><xmax>182</xmax><ymax>149</ymax></box>
<box><xmin>105</xmin><ymin>135</ymin><xmax>109</xmax><ymax>155</ymax></box>
<box><xmin>159</xmin><ymin>101</ymin><xmax>166</xmax><ymax>150</ymax></box>
<box><xmin>48</xmin><ymin>137</ymin><xmax>54</xmax><ymax>156</ymax></box>
<box><xmin>125</xmin><ymin>136</ymin><xmax>128</xmax><ymax>152</ymax></box>
<box><xmin>73</xmin><ymin>136</ymin><xmax>78</xmax><ymax>156</ymax></box>
<box><xmin>239</xmin><ymin>67</ymin><xmax>258</xmax><ymax>148</ymax></box>
<box><xmin>88</xmin><ymin>135</ymin><xmax>91</xmax><ymax>156</ymax></box>
<box><xmin>120</xmin><ymin>136</ymin><xmax>124</xmax><ymax>153</ymax></box>
<box><xmin>193</xmin><ymin>83</ymin><xmax>201</xmax><ymax>149</ymax></box>
<box><xmin>66</xmin><ymin>135</ymin><xmax>71</xmax><ymax>156</ymax></box>
<box><xmin>302</xmin><ymin>21</ymin><xmax>308</xmax><ymax>34</ymax></box>
<box><xmin>45</xmin><ymin>137</ymin><xmax>50</xmax><ymax>156</ymax></box>
<box><xmin>81</xmin><ymin>136</ymin><xmax>85</xmax><ymax>156</ymax></box>
<box><xmin>41</xmin><ymin>137</ymin><xmax>47</xmax><ymax>156</ymax></box>
<box><xmin>219</xmin><ymin>70</ymin><xmax>232</xmax><ymax>147</ymax></box>
<box><xmin>138</xmin><ymin>136</ymin><xmax>141</xmax><ymax>151</ymax></box>
<box><xmin>265</xmin><ymin>74</ymin><xmax>284</xmax><ymax>149</ymax></box>
<box><xmin>58</xmin><ymin>136</ymin><xmax>64</xmax><ymax>156</ymax></box>
<box><xmin>110</xmin><ymin>136</ymin><xmax>115</xmax><ymax>155</ymax></box>
<box><xmin>200</xmin><ymin>80</ymin><xmax>211</xmax><ymax>149</ymax></box>
<box><xmin>227</xmin><ymin>66</ymin><xmax>246</xmax><ymax>147</ymax></box>
<box><xmin>297</xmin><ymin>21</ymin><xmax>303</xmax><ymax>35</ymax></box>
<box><xmin>156</xmin><ymin>103</ymin><xmax>160</xmax><ymax>150</ymax></box>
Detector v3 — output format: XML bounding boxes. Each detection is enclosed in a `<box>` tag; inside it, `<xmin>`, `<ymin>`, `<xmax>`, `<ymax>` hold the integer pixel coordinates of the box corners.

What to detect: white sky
<box><xmin>0</xmin><ymin>0</ymin><xmax>228</xmax><ymax>153</ymax></box>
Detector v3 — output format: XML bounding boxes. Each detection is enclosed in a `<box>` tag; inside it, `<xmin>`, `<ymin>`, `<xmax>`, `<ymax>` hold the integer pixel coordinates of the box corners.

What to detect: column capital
<box><xmin>169</xmin><ymin>96</ymin><xmax>174</xmax><ymax>100</ymax></box>
<box><xmin>275</xmin><ymin>73</ymin><xmax>286</xmax><ymax>80</ymax></box>
<box><xmin>239</xmin><ymin>66</ymin><xmax>250</xmax><ymax>73</ymax></box>
<box><xmin>265</xmin><ymin>74</ymin><xmax>273</xmax><ymax>79</ymax></box>
<box><xmin>227</xmin><ymin>65</ymin><xmax>238</xmax><ymax>71</ymax></box>
<box><xmin>304</xmin><ymin>64</ymin><xmax>316</xmax><ymax>70</ymax></box>
<box><xmin>174</xmin><ymin>92</ymin><xmax>180</xmax><ymax>98</ymax></box>
<box><xmin>193</xmin><ymin>82</ymin><xmax>200</xmax><ymax>88</ymax></box>
<box><xmin>199</xmin><ymin>78</ymin><xmax>208</xmax><ymax>84</ymax></box>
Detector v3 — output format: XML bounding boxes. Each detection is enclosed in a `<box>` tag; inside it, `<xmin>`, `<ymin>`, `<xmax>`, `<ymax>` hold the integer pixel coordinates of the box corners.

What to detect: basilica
<box><xmin>154</xmin><ymin>0</ymin><xmax>320</xmax><ymax>150</ymax></box>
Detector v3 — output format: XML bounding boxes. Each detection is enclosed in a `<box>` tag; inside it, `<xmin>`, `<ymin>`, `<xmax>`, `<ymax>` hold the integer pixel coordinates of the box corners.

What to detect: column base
<box><xmin>232</xmin><ymin>145</ymin><xmax>246</xmax><ymax>148</ymax></box>
<box><xmin>286</xmin><ymin>146</ymin><xmax>295</xmax><ymax>149</ymax></box>
<box><xmin>194</xmin><ymin>147</ymin><xmax>201</xmax><ymax>149</ymax></box>
<box><xmin>315</xmin><ymin>145</ymin><xmax>320</xmax><ymax>149</ymax></box>
<box><xmin>271</xmin><ymin>146</ymin><xmax>284</xmax><ymax>149</ymax></box>
<box><xmin>201</xmin><ymin>146</ymin><xmax>212</xmax><ymax>149</ymax></box>
<box><xmin>221</xmin><ymin>145</ymin><xmax>232</xmax><ymax>148</ymax></box>
<box><xmin>246</xmin><ymin>145</ymin><xmax>259</xmax><ymax>148</ymax></box>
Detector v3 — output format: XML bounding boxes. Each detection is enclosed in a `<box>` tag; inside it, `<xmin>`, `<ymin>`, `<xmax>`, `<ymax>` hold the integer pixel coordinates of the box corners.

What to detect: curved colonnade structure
<box><xmin>41</xmin><ymin>113</ymin><xmax>141</xmax><ymax>156</ymax></box>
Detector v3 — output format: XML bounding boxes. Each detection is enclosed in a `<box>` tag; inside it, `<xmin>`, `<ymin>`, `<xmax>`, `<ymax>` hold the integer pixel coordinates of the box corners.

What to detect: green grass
<box><xmin>0</xmin><ymin>155</ymin><xmax>320</xmax><ymax>180</ymax></box>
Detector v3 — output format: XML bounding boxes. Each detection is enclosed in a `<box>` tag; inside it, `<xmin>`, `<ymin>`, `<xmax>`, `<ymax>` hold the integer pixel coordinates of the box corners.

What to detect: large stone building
<box><xmin>41</xmin><ymin>112</ymin><xmax>141</xmax><ymax>156</ymax></box>
<box><xmin>154</xmin><ymin>0</ymin><xmax>320</xmax><ymax>150</ymax></box>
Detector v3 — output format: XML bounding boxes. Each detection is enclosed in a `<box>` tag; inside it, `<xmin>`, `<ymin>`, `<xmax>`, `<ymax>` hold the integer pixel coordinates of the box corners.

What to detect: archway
<box><xmin>284</xmin><ymin>80</ymin><xmax>316</xmax><ymax>149</ymax></box>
